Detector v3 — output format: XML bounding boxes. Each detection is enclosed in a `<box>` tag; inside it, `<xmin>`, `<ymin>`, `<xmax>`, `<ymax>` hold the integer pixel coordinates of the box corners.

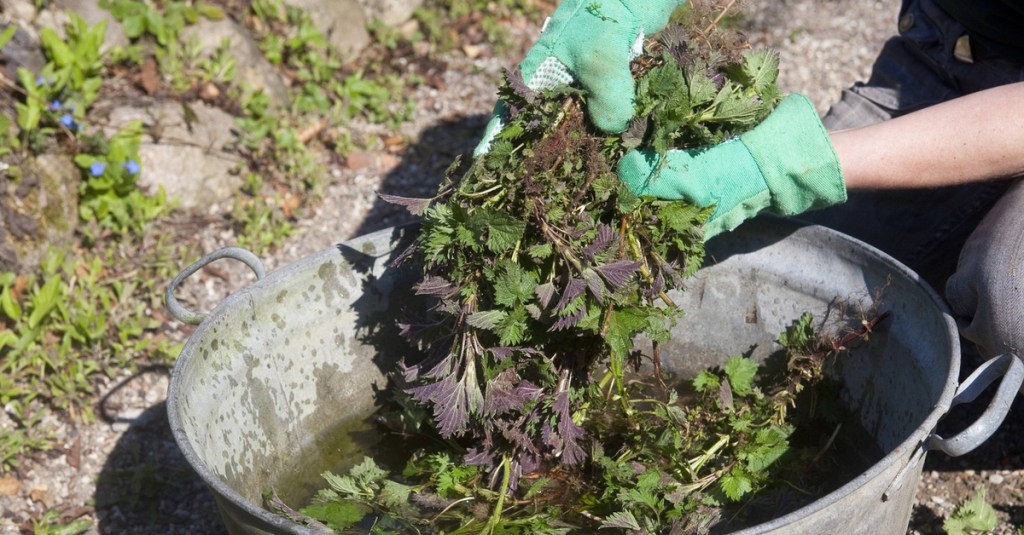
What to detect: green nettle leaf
<box><xmin>724</xmin><ymin>356</ymin><xmax>758</xmax><ymax>396</ymax></box>
<box><xmin>606</xmin><ymin>306</ymin><xmax>648</xmax><ymax>359</ymax></box>
<box><xmin>720</xmin><ymin>467</ymin><xmax>754</xmax><ymax>501</ymax></box>
<box><xmin>350</xmin><ymin>457</ymin><xmax>388</xmax><ymax>485</ymax></box>
<box><xmin>322</xmin><ymin>471</ymin><xmax>364</xmax><ymax>498</ymax></box>
<box><xmin>466</xmin><ymin>309</ymin><xmax>508</xmax><ymax>331</ymax></box>
<box><xmin>943</xmin><ymin>487</ymin><xmax>998</xmax><ymax>535</ymax></box>
<box><xmin>493</xmin><ymin>262</ymin><xmax>538</xmax><ymax>307</ymax></box>
<box><xmin>378</xmin><ymin>480</ymin><xmax>412</xmax><ymax>509</ymax></box>
<box><xmin>480</xmin><ymin>210</ymin><xmax>527</xmax><ymax>254</ymax></box>
<box><xmin>601</xmin><ymin>510</ymin><xmax>641</xmax><ymax>531</ymax></box>
<box><xmin>300</xmin><ymin>501</ymin><xmax>368</xmax><ymax>531</ymax></box>
<box><xmin>741</xmin><ymin>49</ymin><xmax>780</xmax><ymax>93</ymax></box>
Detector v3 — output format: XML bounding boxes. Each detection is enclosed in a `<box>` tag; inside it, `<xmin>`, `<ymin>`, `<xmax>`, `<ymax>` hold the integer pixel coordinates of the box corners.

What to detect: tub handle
<box><xmin>927</xmin><ymin>353</ymin><xmax>1024</xmax><ymax>457</ymax></box>
<box><xmin>165</xmin><ymin>247</ymin><xmax>267</xmax><ymax>325</ymax></box>
<box><xmin>884</xmin><ymin>353</ymin><xmax>1023</xmax><ymax>500</ymax></box>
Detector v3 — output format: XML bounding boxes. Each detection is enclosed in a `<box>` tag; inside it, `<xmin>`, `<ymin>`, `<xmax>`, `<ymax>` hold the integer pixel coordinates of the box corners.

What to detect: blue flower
<box><xmin>89</xmin><ymin>162</ymin><xmax>105</xmax><ymax>177</ymax></box>
<box><xmin>123</xmin><ymin>160</ymin><xmax>140</xmax><ymax>175</ymax></box>
<box><xmin>49</xmin><ymin>100</ymin><xmax>62</xmax><ymax>111</ymax></box>
<box><xmin>60</xmin><ymin>113</ymin><xmax>76</xmax><ymax>130</ymax></box>
<box><xmin>35</xmin><ymin>75</ymin><xmax>45</xmax><ymax>87</ymax></box>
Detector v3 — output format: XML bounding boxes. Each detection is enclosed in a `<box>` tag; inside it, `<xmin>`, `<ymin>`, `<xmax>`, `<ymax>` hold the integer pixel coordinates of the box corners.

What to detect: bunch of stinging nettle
<box><xmin>276</xmin><ymin>9</ymin><xmax>866</xmax><ymax>535</ymax></box>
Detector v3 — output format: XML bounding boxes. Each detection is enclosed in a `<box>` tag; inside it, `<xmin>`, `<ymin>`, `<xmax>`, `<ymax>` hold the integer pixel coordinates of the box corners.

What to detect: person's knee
<box><xmin>946</xmin><ymin>183</ymin><xmax>1024</xmax><ymax>357</ymax></box>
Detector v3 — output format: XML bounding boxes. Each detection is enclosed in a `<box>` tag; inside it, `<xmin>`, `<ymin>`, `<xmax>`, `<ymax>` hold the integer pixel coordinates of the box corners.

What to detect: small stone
<box><xmin>989</xmin><ymin>474</ymin><xmax>1005</xmax><ymax>484</ymax></box>
<box><xmin>346</xmin><ymin>151</ymin><xmax>374</xmax><ymax>170</ymax></box>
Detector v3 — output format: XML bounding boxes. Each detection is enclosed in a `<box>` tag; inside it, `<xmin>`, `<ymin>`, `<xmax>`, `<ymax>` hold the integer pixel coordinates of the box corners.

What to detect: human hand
<box><xmin>617</xmin><ymin>94</ymin><xmax>848</xmax><ymax>239</ymax></box>
<box><xmin>474</xmin><ymin>0</ymin><xmax>684</xmax><ymax>156</ymax></box>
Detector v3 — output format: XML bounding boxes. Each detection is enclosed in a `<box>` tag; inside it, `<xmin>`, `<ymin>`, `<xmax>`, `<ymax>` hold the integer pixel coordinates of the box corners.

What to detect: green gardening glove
<box><xmin>475</xmin><ymin>0</ymin><xmax>684</xmax><ymax>156</ymax></box>
<box><xmin>618</xmin><ymin>94</ymin><xmax>847</xmax><ymax>239</ymax></box>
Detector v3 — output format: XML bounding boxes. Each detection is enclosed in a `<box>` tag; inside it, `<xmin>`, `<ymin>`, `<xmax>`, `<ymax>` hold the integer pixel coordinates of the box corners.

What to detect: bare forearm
<box><xmin>831</xmin><ymin>82</ymin><xmax>1024</xmax><ymax>189</ymax></box>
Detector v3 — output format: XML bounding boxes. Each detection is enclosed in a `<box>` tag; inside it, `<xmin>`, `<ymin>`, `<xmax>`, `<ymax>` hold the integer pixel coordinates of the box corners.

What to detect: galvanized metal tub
<box><xmin>165</xmin><ymin>217</ymin><xmax>1023</xmax><ymax>534</ymax></box>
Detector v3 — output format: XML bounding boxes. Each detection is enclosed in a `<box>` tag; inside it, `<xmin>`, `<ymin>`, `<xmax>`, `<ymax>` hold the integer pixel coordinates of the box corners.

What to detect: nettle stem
<box><xmin>481</xmin><ymin>455</ymin><xmax>513</xmax><ymax>535</ymax></box>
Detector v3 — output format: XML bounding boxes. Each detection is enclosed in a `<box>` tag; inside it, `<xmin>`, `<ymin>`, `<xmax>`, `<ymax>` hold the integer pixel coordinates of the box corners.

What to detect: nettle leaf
<box><xmin>479</xmin><ymin>209</ymin><xmax>526</xmax><ymax>253</ymax></box>
<box><xmin>740</xmin><ymin>49</ymin><xmax>780</xmax><ymax>94</ymax></box>
<box><xmin>535</xmin><ymin>282</ymin><xmax>556</xmax><ymax>309</ymax></box>
<box><xmin>601</xmin><ymin>511</ymin><xmax>641</xmax><ymax>531</ymax></box>
<box><xmin>687</xmin><ymin>64</ymin><xmax>718</xmax><ymax>107</ymax></box>
<box><xmin>554</xmin><ymin>278</ymin><xmax>586</xmax><ymax>312</ymax></box>
<box><xmin>493</xmin><ymin>261</ymin><xmax>538</xmax><ymax>308</ymax></box>
<box><xmin>414</xmin><ymin>275</ymin><xmax>455</xmax><ymax>296</ymax></box>
<box><xmin>527</xmin><ymin>242</ymin><xmax>553</xmax><ymax>260</ymax></box>
<box><xmin>467</xmin><ymin>310</ymin><xmax>508</xmax><ymax>331</ymax></box>
<box><xmin>300</xmin><ymin>501</ymin><xmax>368</xmax><ymax>531</ymax></box>
<box><xmin>322</xmin><ymin>471</ymin><xmax>363</xmax><ymax>498</ymax></box>
<box><xmin>692</xmin><ymin>370</ymin><xmax>720</xmax><ymax>393</ymax></box>
<box><xmin>605</xmin><ymin>306</ymin><xmax>648</xmax><ymax>358</ymax></box>
<box><xmin>582</xmin><ymin>224</ymin><xmax>616</xmax><ymax>262</ymax></box>
<box><xmin>595</xmin><ymin>260</ymin><xmax>641</xmax><ymax>290</ymax></box>
<box><xmin>581</xmin><ymin>268</ymin><xmax>606</xmax><ymax>304</ymax></box>
<box><xmin>549</xmin><ymin>306</ymin><xmax>585</xmax><ymax>332</ymax></box>
<box><xmin>741</xmin><ymin>425</ymin><xmax>792</xmax><ymax>472</ymax></box>
<box><xmin>484</xmin><ymin>369</ymin><xmax>542</xmax><ymax>416</ymax></box>
<box><xmin>379</xmin><ymin>480</ymin><xmax>413</xmax><ymax>510</ymax></box>
<box><xmin>720</xmin><ymin>467</ymin><xmax>754</xmax><ymax>501</ymax></box>
<box><xmin>408</xmin><ymin>372</ymin><xmax>479</xmax><ymax>438</ymax></box>
<box><xmin>379</xmin><ymin>194</ymin><xmax>432</xmax><ymax>216</ymax></box>
<box><xmin>944</xmin><ymin>487</ymin><xmax>998</xmax><ymax>535</ymax></box>
<box><xmin>724</xmin><ymin>355</ymin><xmax>758</xmax><ymax>396</ymax></box>
<box><xmin>498</xmin><ymin>306</ymin><xmax>529</xmax><ymax>345</ymax></box>
<box><xmin>552</xmin><ymin>385</ymin><xmax>586</xmax><ymax>466</ymax></box>
<box><xmin>350</xmin><ymin>456</ymin><xmax>388</xmax><ymax>484</ymax></box>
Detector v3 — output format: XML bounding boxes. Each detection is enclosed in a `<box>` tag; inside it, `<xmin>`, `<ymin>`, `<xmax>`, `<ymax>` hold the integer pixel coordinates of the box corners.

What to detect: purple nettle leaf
<box><xmin>506</xmin><ymin>68</ymin><xmax>537</xmax><ymax>104</ymax></box>
<box><xmin>422</xmin><ymin>352</ymin><xmax>457</xmax><ymax>380</ymax></box>
<box><xmin>657</xmin><ymin>257</ymin><xmax>685</xmax><ymax>287</ymax></box>
<box><xmin>497</xmin><ymin>418</ymin><xmax>540</xmax><ymax>450</ymax></box>
<box><xmin>463</xmin><ymin>447</ymin><xmax>495</xmax><ymax>468</ymax></box>
<box><xmin>595</xmin><ymin>260</ymin><xmax>642</xmax><ymax>290</ymax></box>
<box><xmin>542</xmin><ymin>422</ymin><xmax>560</xmax><ymax>450</ymax></box>
<box><xmin>488</xmin><ymin>346</ymin><xmax>542</xmax><ymax>361</ymax></box>
<box><xmin>414</xmin><ymin>275</ymin><xmax>456</xmax><ymax>296</ymax></box>
<box><xmin>484</xmin><ymin>368</ymin><xmax>522</xmax><ymax>416</ymax></box>
<box><xmin>388</xmin><ymin>241</ymin><xmax>419</xmax><ymax>267</ymax></box>
<box><xmin>583</xmin><ymin>224</ymin><xmax>617</xmax><ymax>262</ymax></box>
<box><xmin>582</xmin><ymin>268</ymin><xmax>607</xmax><ymax>304</ymax></box>
<box><xmin>408</xmin><ymin>375</ymin><xmax>468</xmax><ymax>437</ymax></box>
<box><xmin>379</xmin><ymin>194</ymin><xmax>431</xmax><ymax>216</ymax></box>
<box><xmin>515</xmin><ymin>380</ymin><xmax>544</xmax><ymax>402</ymax></box>
<box><xmin>642</xmin><ymin>269</ymin><xmax>666</xmax><ymax>301</ymax></box>
<box><xmin>488</xmin><ymin>347</ymin><xmax>516</xmax><ymax>361</ymax></box>
<box><xmin>535</xmin><ymin>282</ymin><xmax>556</xmax><ymax>309</ymax></box>
<box><xmin>550</xmin><ymin>307</ymin><xmax>586</xmax><ymax>332</ymax></box>
<box><xmin>397</xmin><ymin>360</ymin><xmax>420</xmax><ymax>383</ymax></box>
<box><xmin>554</xmin><ymin>278</ymin><xmax>586</xmax><ymax>312</ymax></box>
<box><xmin>553</xmin><ymin>386</ymin><xmax>586</xmax><ymax>466</ymax></box>
<box><xmin>485</xmin><ymin>368</ymin><xmax>548</xmax><ymax>414</ymax></box>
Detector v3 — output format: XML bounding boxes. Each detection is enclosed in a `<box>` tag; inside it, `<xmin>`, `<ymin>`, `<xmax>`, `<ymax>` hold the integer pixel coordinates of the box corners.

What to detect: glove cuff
<box><xmin>741</xmin><ymin>94</ymin><xmax>847</xmax><ymax>216</ymax></box>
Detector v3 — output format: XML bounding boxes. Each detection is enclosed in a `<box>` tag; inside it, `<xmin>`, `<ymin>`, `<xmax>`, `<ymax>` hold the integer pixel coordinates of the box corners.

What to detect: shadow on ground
<box><xmin>94</xmin><ymin>369</ymin><xmax>226</xmax><ymax>535</ymax></box>
<box><xmin>352</xmin><ymin>113</ymin><xmax>488</xmax><ymax>238</ymax></box>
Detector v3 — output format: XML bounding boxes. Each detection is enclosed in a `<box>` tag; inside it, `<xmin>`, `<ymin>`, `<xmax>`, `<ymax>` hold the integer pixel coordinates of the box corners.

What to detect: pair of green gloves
<box><xmin>475</xmin><ymin>0</ymin><xmax>847</xmax><ymax>239</ymax></box>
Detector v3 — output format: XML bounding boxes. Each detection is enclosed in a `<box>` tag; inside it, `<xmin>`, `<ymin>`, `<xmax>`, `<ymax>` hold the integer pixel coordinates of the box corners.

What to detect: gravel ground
<box><xmin>3</xmin><ymin>1</ymin><xmax>1023</xmax><ymax>533</ymax></box>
